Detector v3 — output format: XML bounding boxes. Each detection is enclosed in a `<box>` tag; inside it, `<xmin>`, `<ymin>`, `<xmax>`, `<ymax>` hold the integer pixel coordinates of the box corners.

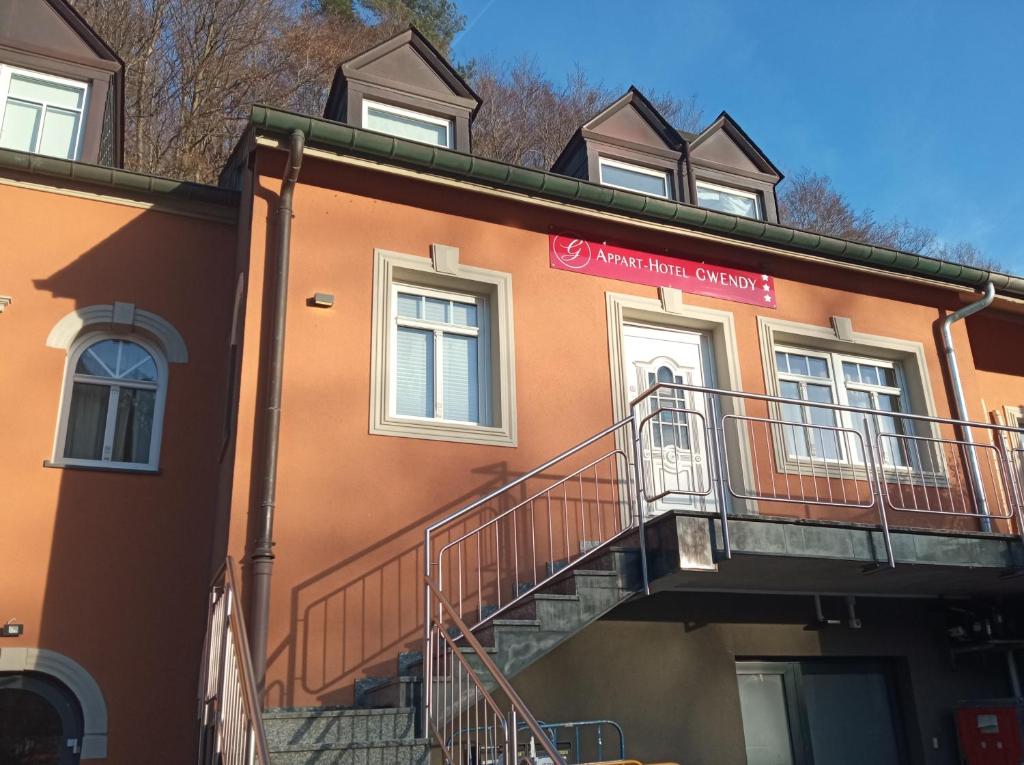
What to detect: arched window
<box><xmin>54</xmin><ymin>335</ymin><xmax>168</xmax><ymax>471</ymax></box>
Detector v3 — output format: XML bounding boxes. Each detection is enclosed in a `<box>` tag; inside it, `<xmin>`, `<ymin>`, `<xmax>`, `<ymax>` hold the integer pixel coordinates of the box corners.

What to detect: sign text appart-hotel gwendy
<box><xmin>549</xmin><ymin>234</ymin><xmax>776</xmax><ymax>308</ymax></box>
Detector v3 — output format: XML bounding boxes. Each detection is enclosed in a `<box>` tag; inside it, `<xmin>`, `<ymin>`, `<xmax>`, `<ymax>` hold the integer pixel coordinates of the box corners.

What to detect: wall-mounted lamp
<box><xmin>308</xmin><ymin>292</ymin><xmax>334</xmax><ymax>309</ymax></box>
<box><xmin>1</xmin><ymin>618</ymin><xmax>24</xmax><ymax>637</ymax></box>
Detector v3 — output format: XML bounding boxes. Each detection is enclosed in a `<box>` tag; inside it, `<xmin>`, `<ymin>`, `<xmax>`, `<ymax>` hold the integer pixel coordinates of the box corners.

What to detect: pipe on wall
<box><xmin>939</xmin><ymin>281</ymin><xmax>995</xmax><ymax>530</ymax></box>
<box><xmin>249</xmin><ymin>129</ymin><xmax>305</xmax><ymax>693</ymax></box>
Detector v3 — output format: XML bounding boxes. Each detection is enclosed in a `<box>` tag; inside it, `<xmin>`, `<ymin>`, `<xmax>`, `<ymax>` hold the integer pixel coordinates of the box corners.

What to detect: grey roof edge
<box><xmin>0</xmin><ymin>147</ymin><xmax>240</xmax><ymax>211</ymax></box>
<box><xmin>249</xmin><ymin>105</ymin><xmax>1024</xmax><ymax>300</ymax></box>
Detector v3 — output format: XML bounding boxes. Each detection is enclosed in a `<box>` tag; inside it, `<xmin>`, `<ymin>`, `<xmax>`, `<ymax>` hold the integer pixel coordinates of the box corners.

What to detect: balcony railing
<box><xmin>424</xmin><ymin>382</ymin><xmax>1024</xmax><ymax>763</ymax></box>
<box><xmin>633</xmin><ymin>383</ymin><xmax>1024</xmax><ymax>564</ymax></box>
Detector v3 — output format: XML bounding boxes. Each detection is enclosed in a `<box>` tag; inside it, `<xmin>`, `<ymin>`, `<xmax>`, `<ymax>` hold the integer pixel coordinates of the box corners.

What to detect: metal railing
<box><xmin>197</xmin><ymin>558</ymin><xmax>271</xmax><ymax>765</ymax></box>
<box><xmin>631</xmin><ymin>382</ymin><xmax>1024</xmax><ymax>566</ymax></box>
<box><xmin>423</xmin><ymin>382</ymin><xmax>1024</xmax><ymax>762</ymax></box>
<box><xmin>450</xmin><ymin>719</ymin><xmax>626</xmax><ymax>765</ymax></box>
<box><xmin>425</xmin><ymin>577</ymin><xmax>565</xmax><ymax>765</ymax></box>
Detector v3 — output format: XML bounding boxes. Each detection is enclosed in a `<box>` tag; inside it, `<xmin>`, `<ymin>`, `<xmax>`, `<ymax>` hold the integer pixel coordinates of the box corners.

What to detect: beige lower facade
<box><xmin>513</xmin><ymin>592</ymin><xmax>1014</xmax><ymax>765</ymax></box>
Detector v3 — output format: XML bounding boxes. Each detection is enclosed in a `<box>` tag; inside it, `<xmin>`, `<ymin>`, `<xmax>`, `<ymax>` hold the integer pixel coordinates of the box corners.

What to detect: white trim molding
<box><xmin>0</xmin><ymin>647</ymin><xmax>108</xmax><ymax>758</ymax></box>
<box><xmin>46</xmin><ymin>304</ymin><xmax>188</xmax><ymax>363</ymax></box>
<box><xmin>370</xmin><ymin>248</ymin><xmax>517</xmax><ymax>446</ymax></box>
<box><xmin>757</xmin><ymin>315</ymin><xmax>945</xmax><ymax>482</ymax></box>
<box><xmin>0</xmin><ymin>295</ymin><xmax>11</xmax><ymax>313</ymax></box>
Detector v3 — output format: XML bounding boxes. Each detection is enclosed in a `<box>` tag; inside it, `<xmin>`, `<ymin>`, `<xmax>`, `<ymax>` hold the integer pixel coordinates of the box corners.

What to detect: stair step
<box><xmin>532</xmin><ymin>593</ymin><xmax>580</xmax><ymax>602</ymax></box>
<box><xmin>263</xmin><ymin>707</ymin><xmax>416</xmax><ymax>748</ymax></box>
<box><xmin>268</xmin><ymin>738</ymin><xmax>430</xmax><ymax>765</ymax></box>
<box><xmin>356</xmin><ymin>676</ymin><xmax>421</xmax><ymax>709</ymax></box>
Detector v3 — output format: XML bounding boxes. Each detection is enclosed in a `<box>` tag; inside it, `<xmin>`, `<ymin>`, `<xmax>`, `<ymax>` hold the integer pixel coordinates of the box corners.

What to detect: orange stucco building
<box><xmin>2</xmin><ymin>8</ymin><xmax>1023</xmax><ymax>765</ymax></box>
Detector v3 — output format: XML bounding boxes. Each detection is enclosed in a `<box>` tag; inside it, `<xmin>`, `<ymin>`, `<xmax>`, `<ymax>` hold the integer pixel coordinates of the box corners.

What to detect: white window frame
<box><xmin>51</xmin><ymin>333</ymin><xmax>168</xmax><ymax>472</ymax></box>
<box><xmin>0</xmin><ymin>64</ymin><xmax>89</xmax><ymax>160</ymax></box>
<box><xmin>774</xmin><ymin>346</ymin><xmax>917</xmax><ymax>469</ymax></box>
<box><xmin>695</xmin><ymin>180</ymin><xmax>764</xmax><ymax>220</ymax></box>
<box><xmin>598</xmin><ymin>157</ymin><xmax>672</xmax><ymax>199</ymax></box>
<box><xmin>362</xmin><ymin>99</ymin><xmax>452</xmax><ymax>148</ymax></box>
<box><xmin>389</xmin><ymin>283</ymin><xmax>491</xmax><ymax>425</ymax></box>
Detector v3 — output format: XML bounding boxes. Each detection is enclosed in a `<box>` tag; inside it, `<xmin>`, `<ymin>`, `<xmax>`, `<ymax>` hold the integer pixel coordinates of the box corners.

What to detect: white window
<box><xmin>362</xmin><ymin>99</ymin><xmax>452</xmax><ymax>148</ymax></box>
<box><xmin>391</xmin><ymin>284</ymin><xmax>489</xmax><ymax>425</ymax></box>
<box><xmin>371</xmin><ymin>249</ymin><xmax>516</xmax><ymax>446</ymax></box>
<box><xmin>696</xmin><ymin>181</ymin><xmax>763</xmax><ymax>220</ymax></box>
<box><xmin>774</xmin><ymin>348</ymin><xmax>913</xmax><ymax>468</ymax></box>
<box><xmin>598</xmin><ymin>157</ymin><xmax>671</xmax><ymax>199</ymax></box>
<box><xmin>0</xmin><ymin>65</ymin><xmax>88</xmax><ymax>160</ymax></box>
<box><xmin>774</xmin><ymin>346</ymin><xmax>913</xmax><ymax>466</ymax></box>
<box><xmin>54</xmin><ymin>336</ymin><xmax>168</xmax><ymax>471</ymax></box>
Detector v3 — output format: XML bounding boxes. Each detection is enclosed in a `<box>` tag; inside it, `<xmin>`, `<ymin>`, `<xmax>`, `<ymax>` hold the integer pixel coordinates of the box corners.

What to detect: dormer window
<box><xmin>696</xmin><ymin>181</ymin><xmax>763</xmax><ymax>220</ymax></box>
<box><xmin>362</xmin><ymin>99</ymin><xmax>452</xmax><ymax>148</ymax></box>
<box><xmin>0</xmin><ymin>66</ymin><xmax>88</xmax><ymax>160</ymax></box>
<box><xmin>598</xmin><ymin>157</ymin><xmax>672</xmax><ymax>199</ymax></box>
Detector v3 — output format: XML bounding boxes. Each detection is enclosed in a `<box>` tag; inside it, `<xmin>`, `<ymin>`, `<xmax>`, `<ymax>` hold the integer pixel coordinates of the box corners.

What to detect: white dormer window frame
<box><xmin>0</xmin><ymin>64</ymin><xmax>89</xmax><ymax>160</ymax></box>
<box><xmin>362</xmin><ymin>99</ymin><xmax>453</xmax><ymax>148</ymax></box>
<box><xmin>597</xmin><ymin>157</ymin><xmax>672</xmax><ymax>199</ymax></box>
<box><xmin>695</xmin><ymin>180</ymin><xmax>764</xmax><ymax>220</ymax></box>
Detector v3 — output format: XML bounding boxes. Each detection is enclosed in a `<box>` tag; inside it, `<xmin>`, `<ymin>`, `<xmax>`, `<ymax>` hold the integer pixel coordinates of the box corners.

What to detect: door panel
<box><xmin>736</xmin><ymin>660</ymin><xmax>909</xmax><ymax>765</ymax></box>
<box><xmin>623</xmin><ymin>324</ymin><xmax>714</xmax><ymax>514</ymax></box>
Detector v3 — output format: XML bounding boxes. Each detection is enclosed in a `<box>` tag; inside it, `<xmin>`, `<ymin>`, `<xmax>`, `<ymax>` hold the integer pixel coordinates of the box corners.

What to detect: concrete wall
<box><xmin>511</xmin><ymin>593</ymin><xmax>1013</xmax><ymax>765</ymax></box>
<box><xmin>0</xmin><ymin>176</ymin><xmax>236</xmax><ymax>763</ymax></box>
<box><xmin>234</xmin><ymin>146</ymin><xmax>1024</xmax><ymax>708</ymax></box>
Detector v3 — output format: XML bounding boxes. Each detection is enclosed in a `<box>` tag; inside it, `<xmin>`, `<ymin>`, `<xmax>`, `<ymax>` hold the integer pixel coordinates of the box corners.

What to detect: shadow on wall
<box><xmin>29</xmin><ymin>203</ymin><xmax>235</xmax><ymax>763</ymax></box>
<box><xmin>263</xmin><ymin>459</ymin><xmax>525</xmax><ymax>708</ymax></box>
<box><xmin>263</xmin><ymin>452</ymin><xmax>626</xmax><ymax>708</ymax></box>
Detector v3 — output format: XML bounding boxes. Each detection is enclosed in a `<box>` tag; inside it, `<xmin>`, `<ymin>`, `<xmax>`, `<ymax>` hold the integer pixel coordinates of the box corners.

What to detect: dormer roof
<box><xmin>551</xmin><ymin>86</ymin><xmax>683</xmax><ymax>175</ymax></box>
<box><xmin>324</xmin><ymin>26</ymin><xmax>480</xmax><ymax>120</ymax></box>
<box><xmin>689</xmin><ymin>111</ymin><xmax>782</xmax><ymax>180</ymax></box>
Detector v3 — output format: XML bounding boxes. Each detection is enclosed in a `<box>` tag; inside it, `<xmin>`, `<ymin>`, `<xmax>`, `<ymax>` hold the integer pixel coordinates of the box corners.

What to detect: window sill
<box><xmin>774</xmin><ymin>458</ymin><xmax>949</xmax><ymax>489</ymax></box>
<box><xmin>370</xmin><ymin>417</ymin><xmax>517</xmax><ymax>447</ymax></box>
<box><xmin>43</xmin><ymin>460</ymin><xmax>161</xmax><ymax>476</ymax></box>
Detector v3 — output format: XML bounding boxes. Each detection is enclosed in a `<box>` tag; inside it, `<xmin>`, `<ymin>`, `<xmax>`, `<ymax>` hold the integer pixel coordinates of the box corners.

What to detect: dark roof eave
<box><xmin>0</xmin><ymin>147</ymin><xmax>239</xmax><ymax>213</ymax></box>
<box><xmin>249</xmin><ymin>105</ymin><xmax>1024</xmax><ymax>300</ymax></box>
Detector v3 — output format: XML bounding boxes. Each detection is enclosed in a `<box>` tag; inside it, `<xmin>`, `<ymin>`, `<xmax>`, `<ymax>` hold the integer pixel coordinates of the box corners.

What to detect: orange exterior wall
<box><xmin>0</xmin><ymin>179</ymin><xmax>236</xmax><ymax>763</ymax></box>
<box><xmin>229</xmin><ymin>149</ymin><xmax>1022</xmax><ymax>709</ymax></box>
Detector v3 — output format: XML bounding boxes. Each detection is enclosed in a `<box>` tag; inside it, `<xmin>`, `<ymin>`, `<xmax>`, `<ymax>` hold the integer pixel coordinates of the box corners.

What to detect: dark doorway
<box><xmin>0</xmin><ymin>673</ymin><xmax>84</xmax><ymax>765</ymax></box>
<box><xmin>737</xmin><ymin>659</ymin><xmax>910</xmax><ymax>765</ymax></box>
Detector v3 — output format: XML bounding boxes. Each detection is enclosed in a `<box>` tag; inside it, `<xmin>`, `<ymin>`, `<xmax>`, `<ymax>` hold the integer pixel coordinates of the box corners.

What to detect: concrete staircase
<box><xmin>263</xmin><ymin>706</ymin><xmax>429</xmax><ymax>765</ymax></box>
<box><xmin>263</xmin><ymin>540</ymin><xmax>642</xmax><ymax>764</ymax></box>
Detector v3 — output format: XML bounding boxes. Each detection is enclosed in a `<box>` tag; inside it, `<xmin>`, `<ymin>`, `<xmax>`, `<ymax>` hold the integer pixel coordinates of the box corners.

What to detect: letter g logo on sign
<box><xmin>551</xmin><ymin>235</ymin><xmax>592</xmax><ymax>270</ymax></box>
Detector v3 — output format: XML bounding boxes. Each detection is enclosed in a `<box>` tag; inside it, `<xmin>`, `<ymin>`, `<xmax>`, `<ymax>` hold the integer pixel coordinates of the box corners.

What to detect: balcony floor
<box><xmin>645</xmin><ymin>510</ymin><xmax>1024</xmax><ymax>598</ymax></box>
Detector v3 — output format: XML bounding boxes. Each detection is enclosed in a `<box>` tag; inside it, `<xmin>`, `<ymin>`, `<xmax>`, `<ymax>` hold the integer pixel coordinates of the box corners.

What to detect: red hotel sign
<box><xmin>548</xmin><ymin>234</ymin><xmax>776</xmax><ymax>308</ymax></box>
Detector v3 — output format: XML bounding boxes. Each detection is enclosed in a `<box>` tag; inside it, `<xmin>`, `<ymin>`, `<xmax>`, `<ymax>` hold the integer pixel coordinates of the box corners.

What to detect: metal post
<box><xmin>629</xmin><ymin>408</ymin><xmax>650</xmax><ymax>595</ymax></box>
<box><xmin>423</xmin><ymin>532</ymin><xmax>432</xmax><ymax>735</ymax></box>
<box><xmin>707</xmin><ymin>393</ymin><xmax>732</xmax><ymax>560</ymax></box>
<box><xmin>864</xmin><ymin>420</ymin><xmax>896</xmax><ymax>569</ymax></box>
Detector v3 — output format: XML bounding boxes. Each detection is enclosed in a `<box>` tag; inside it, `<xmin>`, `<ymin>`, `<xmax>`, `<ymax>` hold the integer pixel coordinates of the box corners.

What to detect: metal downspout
<box><xmin>249</xmin><ymin>129</ymin><xmax>305</xmax><ymax>693</ymax></box>
<box><xmin>939</xmin><ymin>281</ymin><xmax>995</xmax><ymax>530</ymax></box>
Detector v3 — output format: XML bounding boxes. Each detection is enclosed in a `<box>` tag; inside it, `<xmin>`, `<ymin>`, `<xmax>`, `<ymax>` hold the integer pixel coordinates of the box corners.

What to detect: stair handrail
<box><xmin>197</xmin><ymin>557</ymin><xmax>271</xmax><ymax>765</ymax></box>
<box><xmin>425</xmin><ymin>577</ymin><xmax>566</xmax><ymax>765</ymax></box>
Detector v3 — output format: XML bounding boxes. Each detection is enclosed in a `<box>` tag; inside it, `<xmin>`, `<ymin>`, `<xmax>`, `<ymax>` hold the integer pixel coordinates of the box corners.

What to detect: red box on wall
<box><xmin>956</xmin><ymin>701</ymin><xmax>1024</xmax><ymax>765</ymax></box>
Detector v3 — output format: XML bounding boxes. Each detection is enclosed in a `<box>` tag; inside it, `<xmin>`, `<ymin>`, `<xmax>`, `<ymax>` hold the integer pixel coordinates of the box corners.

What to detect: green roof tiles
<box><xmin>0</xmin><ymin>147</ymin><xmax>238</xmax><ymax>212</ymax></box>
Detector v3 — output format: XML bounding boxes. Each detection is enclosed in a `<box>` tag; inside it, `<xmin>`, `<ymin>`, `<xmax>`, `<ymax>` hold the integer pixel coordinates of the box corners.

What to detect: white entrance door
<box><xmin>623</xmin><ymin>324</ymin><xmax>715</xmax><ymax>515</ymax></box>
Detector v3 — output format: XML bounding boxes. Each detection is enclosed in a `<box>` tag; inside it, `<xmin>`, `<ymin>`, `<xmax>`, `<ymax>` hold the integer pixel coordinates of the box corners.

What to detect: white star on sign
<box><xmin>764</xmin><ymin>294</ymin><xmax>773</xmax><ymax>302</ymax></box>
<box><xmin>761</xmin><ymin>274</ymin><xmax>770</xmax><ymax>280</ymax></box>
<box><xmin>763</xmin><ymin>283</ymin><xmax>771</xmax><ymax>291</ymax></box>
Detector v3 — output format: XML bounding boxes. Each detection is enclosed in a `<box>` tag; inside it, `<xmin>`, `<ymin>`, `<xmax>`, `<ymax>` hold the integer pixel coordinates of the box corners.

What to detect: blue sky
<box><xmin>449</xmin><ymin>1</ymin><xmax>1024</xmax><ymax>272</ymax></box>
